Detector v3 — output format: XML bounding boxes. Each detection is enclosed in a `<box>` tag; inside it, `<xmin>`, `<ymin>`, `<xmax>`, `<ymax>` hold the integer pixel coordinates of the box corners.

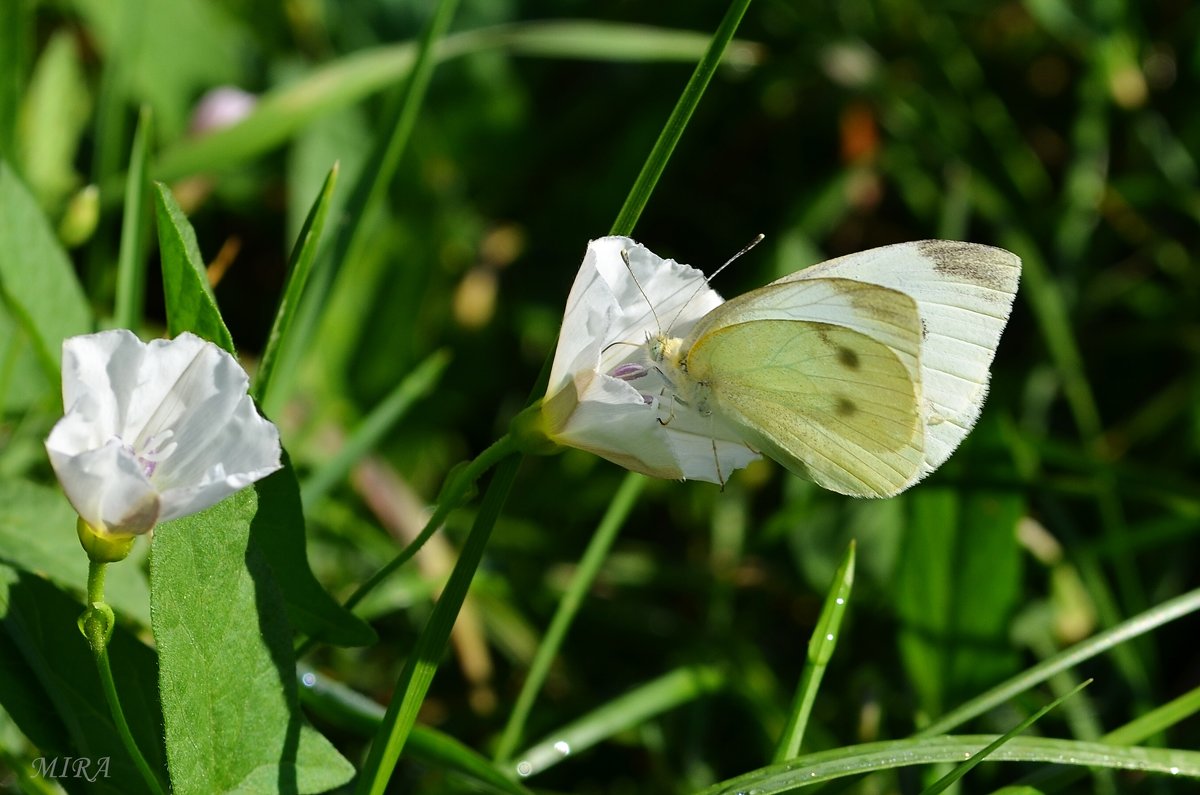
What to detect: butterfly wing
<box><xmin>783</xmin><ymin>241</ymin><xmax>1020</xmax><ymax>474</ymax></box>
<box><xmin>683</xmin><ymin>281</ymin><xmax>925</xmax><ymax>497</ymax></box>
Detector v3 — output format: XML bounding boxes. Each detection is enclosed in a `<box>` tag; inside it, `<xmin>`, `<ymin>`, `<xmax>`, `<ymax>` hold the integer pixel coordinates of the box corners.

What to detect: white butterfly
<box><xmin>542</xmin><ymin>237</ymin><xmax>1020</xmax><ymax>497</ymax></box>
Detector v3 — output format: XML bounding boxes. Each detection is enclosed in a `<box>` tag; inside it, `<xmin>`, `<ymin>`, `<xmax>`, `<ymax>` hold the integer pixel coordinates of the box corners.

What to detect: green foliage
<box><xmin>150</xmin><ymin>487</ymin><xmax>354</xmax><ymax>794</ymax></box>
<box><xmin>896</xmin><ymin>488</ymin><xmax>1025</xmax><ymax>718</ymax></box>
<box><xmin>0</xmin><ymin>162</ymin><xmax>90</xmax><ymax>377</ymax></box>
<box><xmin>251</xmin><ymin>455</ymin><xmax>376</xmax><ymax>647</ymax></box>
<box><xmin>153</xmin><ymin>183</ymin><xmax>235</xmax><ymax>352</ymax></box>
<box><xmin>0</xmin><ymin>564</ymin><xmax>165</xmax><ymax>794</ymax></box>
<box><xmin>3</xmin><ymin>0</ymin><xmax>1200</xmax><ymax>792</ymax></box>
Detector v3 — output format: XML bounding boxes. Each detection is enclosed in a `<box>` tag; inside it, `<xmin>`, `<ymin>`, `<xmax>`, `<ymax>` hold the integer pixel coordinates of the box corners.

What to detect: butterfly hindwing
<box><xmin>685</xmin><ymin>318</ymin><xmax>924</xmax><ymax>497</ymax></box>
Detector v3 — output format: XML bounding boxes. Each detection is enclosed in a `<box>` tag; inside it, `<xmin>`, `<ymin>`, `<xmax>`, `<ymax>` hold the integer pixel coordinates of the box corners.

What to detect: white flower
<box><xmin>540</xmin><ymin>236</ymin><xmax>759</xmax><ymax>483</ymax></box>
<box><xmin>45</xmin><ymin>330</ymin><xmax>282</xmax><ymax>538</ymax></box>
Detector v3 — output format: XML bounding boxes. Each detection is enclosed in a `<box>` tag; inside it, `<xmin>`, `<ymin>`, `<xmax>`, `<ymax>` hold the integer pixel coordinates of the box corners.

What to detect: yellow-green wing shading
<box><xmin>688</xmin><ymin>320</ymin><xmax>923</xmax><ymax>497</ymax></box>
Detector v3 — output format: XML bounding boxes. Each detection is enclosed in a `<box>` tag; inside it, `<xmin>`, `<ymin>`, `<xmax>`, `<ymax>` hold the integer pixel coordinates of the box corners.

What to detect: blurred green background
<box><xmin>3</xmin><ymin>0</ymin><xmax>1200</xmax><ymax>792</ymax></box>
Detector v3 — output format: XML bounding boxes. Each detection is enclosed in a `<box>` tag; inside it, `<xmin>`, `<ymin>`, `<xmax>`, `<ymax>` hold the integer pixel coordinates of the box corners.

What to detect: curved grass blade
<box><xmin>698</xmin><ymin>736</ymin><xmax>1200</xmax><ymax>795</ymax></box>
<box><xmin>297</xmin><ymin>667</ymin><xmax>535</xmax><ymax>795</ymax></box>
<box><xmin>918</xmin><ymin>680</ymin><xmax>1091</xmax><ymax>795</ymax></box>
<box><xmin>149</xmin><ymin>21</ymin><xmax>762</xmax><ymax>183</ymax></box>
<box><xmin>610</xmin><ymin>0</ymin><xmax>754</xmax><ymax>236</ymax></box>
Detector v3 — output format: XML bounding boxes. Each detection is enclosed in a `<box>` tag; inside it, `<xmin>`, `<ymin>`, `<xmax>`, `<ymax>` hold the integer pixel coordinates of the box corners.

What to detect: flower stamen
<box><xmin>135</xmin><ymin>429</ymin><xmax>177</xmax><ymax>478</ymax></box>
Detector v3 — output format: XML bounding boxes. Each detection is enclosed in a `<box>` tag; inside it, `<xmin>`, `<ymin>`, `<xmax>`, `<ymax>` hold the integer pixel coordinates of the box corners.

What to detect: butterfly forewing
<box><xmin>789</xmin><ymin>241</ymin><xmax>1020</xmax><ymax>473</ymax></box>
<box><xmin>685</xmin><ymin>320</ymin><xmax>923</xmax><ymax>497</ymax></box>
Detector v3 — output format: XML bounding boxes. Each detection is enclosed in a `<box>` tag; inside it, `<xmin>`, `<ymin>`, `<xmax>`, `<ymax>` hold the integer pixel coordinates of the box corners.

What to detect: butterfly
<box><xmin>645</xmin><ymin>240</ymin><xmax>1020</xmax><ymax>497</ymax></box>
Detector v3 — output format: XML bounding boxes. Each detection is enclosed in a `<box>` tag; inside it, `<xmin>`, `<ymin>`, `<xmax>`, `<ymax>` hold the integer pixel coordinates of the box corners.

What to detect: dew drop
<box><xmin>554</xmin><ymin>740</ymin><xmax>571</xmax><ymax>756</ymax></box>
<box><xmin>1171</xmin><ymin>767</ymin><xmax>1180</xmax><ymax>775</ymax></box>
<box><xmin>835</xmin><ymin>598</ymin><xmax>845</xmax><ymax>605</ymax></box>
<box><xmin>516</xmin><ymin>761</ymin><xmax>533</xmax><ymax>777</ymax></box>
<box><xmin>301</xmin><ymin>672</ymin><xmax>316</xmax><ymax>687</ymax></box>
<box><xmin>825</xmin><ymin>633</ymin><xmax>834</xmax><ymax>642</ymax></box>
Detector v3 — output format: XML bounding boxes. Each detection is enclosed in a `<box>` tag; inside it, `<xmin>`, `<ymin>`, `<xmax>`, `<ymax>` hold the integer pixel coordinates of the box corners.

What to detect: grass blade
<box><xmin>494</xmin><ymin>472</ymin><xmax>648</xmax><ymax>763</ymax></box>
<box><xmin>113</xmin><ymin>105</ymin><xmax>152</xmax><ymax>330</ymax></box>
<box><xmin>513</xmin><ymin>664</ymin><xmax>726</xmax><ymax>778</ymax></box>
<box><xmin>148</xmin><ymin>21</ymin><xmax>761</xmax><ymax>184</ymax></box>
<box><xmin>609</xmin><ymin>0</ymin><xmax>754</xmax><ymax>236</ymax></box>
<box><xmin>353</xmin><ymin>449</ymin><xmax>521</xmax><ymax>795</ymax></box>
<box><xmin>298</xmin><ymin>667</ymin><xmax>535</xmax><ymax>795</ymax></box>
<box><xmin>699</xmin><ymin>736</ymin><xmax>1200</xmax><ymax>794</ymax></box>
<box><xmin>299</xmin><ymin>349</ymin><xmax>451</xmax><ymax>508</ymax></box>
<box><xmin>775</xmin><ymin>540</ymin><xmax>855</xmax><ymax>761</ymax></box>
<box><xmin>916</xmin><ymin>587</ymin><xmax>1200</xmax><ymax>737</ymax></box>
<box><xmin>918</xmin><ymin>680</ymin><xmax>1092</xmax><ymax>795</ymax></box>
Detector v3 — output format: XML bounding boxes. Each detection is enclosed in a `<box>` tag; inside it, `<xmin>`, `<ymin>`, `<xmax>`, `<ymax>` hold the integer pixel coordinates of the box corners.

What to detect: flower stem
<box><xmin>81</xmin><ymin>561</ymin><xmax>167</xmax><ymax>795</ymax></box>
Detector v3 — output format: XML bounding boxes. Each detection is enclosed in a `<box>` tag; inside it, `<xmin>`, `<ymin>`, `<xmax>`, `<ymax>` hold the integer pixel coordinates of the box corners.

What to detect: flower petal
<box><xmin>138</xmin><ymin>334</ymin><xmax>281</xmax><ymax>500</ymax></box>
<box><xmin>157</xmin><ymin>392</ymin><xmax>281</xmax><ymax>521</ymax></box>
<box><xmin>47</xmin><ymin>330</ymin><xmax>282</xmax><ymax>536</ymax></box>
<box><xmin>549</xmin><ymin>237</ymin><xmax>723</xmax><ymax>397</ymax></box>
<box><xmin>45</xmin><ymin>436</ymin><xmax>161</xmax><ymax>534</ymax></box>
<box><xmin>60</xmin><ymin>329</ymin><xmax>149</xmax><ymax>448</ymax></box>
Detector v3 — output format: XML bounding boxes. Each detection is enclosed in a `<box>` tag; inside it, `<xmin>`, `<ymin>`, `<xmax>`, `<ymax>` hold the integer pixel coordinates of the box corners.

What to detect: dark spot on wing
<box><xmin>917</xmin><ymin>240</ymin><xmax>1020</xmax><ymax>298</ymax></box>
<box><xmin>837</xmin><ymin>346</ymin><xmax>860</xmax><ymax>370</ymax></box>
<box><xmin>836</xmin><ymin>397</ymin><xmax>857</xmax><ymax>416</ymax></box>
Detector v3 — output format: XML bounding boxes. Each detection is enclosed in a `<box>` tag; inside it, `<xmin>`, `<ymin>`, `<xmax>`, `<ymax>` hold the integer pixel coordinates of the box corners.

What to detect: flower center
<box><xmin>132</xmin><ymin>429</ymin><xmax>177</xmax><ymax>478</ymax></box>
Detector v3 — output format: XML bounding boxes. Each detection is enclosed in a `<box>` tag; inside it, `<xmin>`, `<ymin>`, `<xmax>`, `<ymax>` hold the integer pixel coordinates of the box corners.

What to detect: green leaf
<box><xmin>254</xmin><ymin>454</ymin><xmax>376</xmax><ymax>647</ymax></box>
<box><xmin>0</xmin><ymin>0</ymin><xmax>32</xmax><ymax>166</ymax></box>
<box><xmin>150</xmin><ymin>487</ymin><xmax>354</xmax><ymax>794</ymax></box>
<box><xmin>894</xmin><ymin>487</ymin><xmax>1024</xmax><ymax>718</ymax></box>
<box><xmin>152</xmin><ymin>182</ymin><xmax>235</xmax><ymax>352</ymax></box>
<box><xmin>0</xmin><ymin>564</ymin><xmax>166</xmax><ymax>795</ymax></box>
<box><xmin>0</xmin><ymin>162</ymin><xmax>91</xmax><ymax>379</ymax></box>
<box><xmin>0</xmin><ymin>479</ymin><xmax>151</xmax><ymax>628</ymax></box>
<box><xmin>17</xmin><ymin>30</ymin><xmax>91</xmax><ymax>212</ymax></box>
<box><xmin>253</xmin><ymin>163</ymin><xmax>338</xmax><ymax>407</ymax></box>
<box><xmin>0</xmin><ymin>303</ymin><xmax>50</xmax><ymax>412</ymax></box>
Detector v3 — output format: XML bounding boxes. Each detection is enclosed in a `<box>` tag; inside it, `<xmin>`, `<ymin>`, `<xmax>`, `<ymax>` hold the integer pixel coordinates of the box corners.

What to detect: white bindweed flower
<box><xmin>45</xmin><ymin>330</ymin><xmax>282</xmax><ymax>549</ymax></box>
<box><xmin>537</xmin><ymin>236</ymin><xmax>759</xmax><ymax>483</ymax></box>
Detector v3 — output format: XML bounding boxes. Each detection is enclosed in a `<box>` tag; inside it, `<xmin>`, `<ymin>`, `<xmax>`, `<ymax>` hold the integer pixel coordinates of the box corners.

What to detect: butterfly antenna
<box><xmin>621</xmin><ymin>247</ymin><xmax>663</xmax><ymax>333</ymax></box>
<box><xmin>708</xmin><ymin>233</ymin><xmax>765</xmax><ymax>284</ymax></box>
<box><xmin>665</xmin><ymin>234</ymin><xmax>766</xmax><ymax>333</ymax></box>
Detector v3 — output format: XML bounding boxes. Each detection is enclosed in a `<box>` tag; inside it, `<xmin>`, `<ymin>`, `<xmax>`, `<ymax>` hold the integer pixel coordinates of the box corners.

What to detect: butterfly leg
<box><xmin>712</xmin><ymin>438</ymin><xmax>726</xmax><ymax>490</ymax></box>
